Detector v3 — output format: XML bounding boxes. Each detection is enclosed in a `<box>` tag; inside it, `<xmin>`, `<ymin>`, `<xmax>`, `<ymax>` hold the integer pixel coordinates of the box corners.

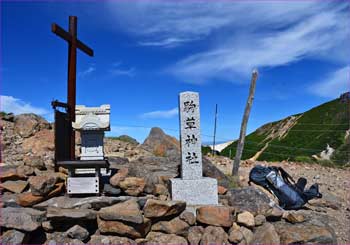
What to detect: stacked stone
<box><xmin>0</xmin><ymin>187</ymin><xmax>338</xmax><ymax>244</ymax></box>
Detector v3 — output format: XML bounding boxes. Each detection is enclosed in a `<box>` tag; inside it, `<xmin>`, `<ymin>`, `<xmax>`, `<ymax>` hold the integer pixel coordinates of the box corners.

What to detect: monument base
<box><xmin>170</xmin><ymin>177</ymin><xmax>218</xmax><ymax>205</ymax></box>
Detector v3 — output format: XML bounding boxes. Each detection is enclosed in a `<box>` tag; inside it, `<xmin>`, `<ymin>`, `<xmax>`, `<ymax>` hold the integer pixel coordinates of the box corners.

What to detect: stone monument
<box><xmin>65</xmin><ymin>104</ymin><xmax>111</xmax><ymax>194</ymax></box>
<box><xmin>170</xmin><ymin>92</ymin><xmax>218</xmax><ymax>205</ymax></box>
<box><xmin>73</xmin><ymin>104</ymin><xmax>110</xmax><ymax>160</ymax></box>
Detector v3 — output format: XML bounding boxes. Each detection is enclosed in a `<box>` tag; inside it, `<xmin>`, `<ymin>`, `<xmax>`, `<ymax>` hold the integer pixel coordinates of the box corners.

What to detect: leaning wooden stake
<box><xmin>232</xmin><ymin>69</ymin><xmax>258</xmax><ymax>176</ymax></box>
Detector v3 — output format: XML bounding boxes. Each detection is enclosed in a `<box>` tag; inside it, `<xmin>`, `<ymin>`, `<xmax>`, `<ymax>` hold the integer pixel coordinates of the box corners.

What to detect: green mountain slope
<box><xmin>221</xmin><ymin>96</ymin><xmax>350</xmax><ymax>166</ymax></box>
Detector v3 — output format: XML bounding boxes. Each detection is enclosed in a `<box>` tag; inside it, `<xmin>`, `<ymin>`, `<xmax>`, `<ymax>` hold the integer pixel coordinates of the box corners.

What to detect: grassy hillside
<box><xmin>221</xmin><ymin>97</ymin><xmax>349</xmax><ymax>166</ymax></box>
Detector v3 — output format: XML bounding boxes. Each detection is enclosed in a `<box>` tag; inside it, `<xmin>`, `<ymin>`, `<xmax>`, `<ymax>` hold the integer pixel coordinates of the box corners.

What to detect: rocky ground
<box><xmin>0</xmin><ymin>113</ymin><xmax>349</xmax><ymax>244</ymax></box>
<box><xmin>209</xmin><ymin>155</ymin><xmax>350</xmax><ymax>244</ymax></box>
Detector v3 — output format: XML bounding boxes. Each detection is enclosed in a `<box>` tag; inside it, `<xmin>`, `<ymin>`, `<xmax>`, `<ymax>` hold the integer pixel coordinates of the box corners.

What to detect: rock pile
<box><xmin>0</xmin><ymin>114</ymin><xmax>341</xmax><ymax>244</ymax></box>
<box><xmin>1</xmin><ymin>113</ymin><xmax>54</xmax><ymax>169</ymax></box>
<box><xmin>1</xmin><ymin>189</ymin><xmax>337</xmax><ymax>244</ymax></box>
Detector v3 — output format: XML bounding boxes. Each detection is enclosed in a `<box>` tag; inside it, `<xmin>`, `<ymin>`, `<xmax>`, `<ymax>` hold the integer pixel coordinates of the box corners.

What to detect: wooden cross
<box><xmin>52</xmin><ymin>16</ymin><xmax>94</xmax><ymax>160</ymax></box>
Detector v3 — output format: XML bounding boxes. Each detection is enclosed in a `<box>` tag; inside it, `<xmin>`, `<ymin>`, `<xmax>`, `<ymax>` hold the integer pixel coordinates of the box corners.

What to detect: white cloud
<box><xmin>138</xmin><ymin>37</ymin><xmax>198</xmax><ymax>48</ymax></box>
<box><xmin>105</xmin><ymin>1</ymin><xmax>349</xmax><ymax>83</ymax></box>
<box><xmin>309</xmin><ymin>66</ymin><xmax>350</xmax><ymax>98</ymax></box>
<box><xmin>0</xmin><ymin>95</ymin><xmax>49</xmax><ymax>115</ymax></box>
<box><xmin>141</xmin><ymin>107</ymin><xmax>178</xmax><ymax>119</ymax></box>
<box><xmin>78</xmin><ymin>65</ymin><xmax>96</xmax><ymax>78</ymax></box>
<box><xmin>109</xmin><ymin>62</ymin><xmax>135</xmax><ymax>77</ymax></box>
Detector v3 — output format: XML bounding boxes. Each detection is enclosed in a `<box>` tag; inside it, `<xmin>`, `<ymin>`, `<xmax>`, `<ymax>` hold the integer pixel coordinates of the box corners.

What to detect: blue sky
<box><xmin>1</xmin><ymin>1</ymin><xmax>349</xmax><ymax>143</ymax></box>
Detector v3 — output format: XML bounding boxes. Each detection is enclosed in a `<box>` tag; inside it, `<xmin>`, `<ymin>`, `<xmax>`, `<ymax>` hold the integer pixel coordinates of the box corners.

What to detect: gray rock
<box><xmin>0</xmin><ymin>230</ymin><xmax>28</xmax><ymax>245</ymax></box>
<box><xmin>66</xmin><ymin>225</ymin><xmax>89</xmax><ymax>241</ymax></box>
<box><xmin>2</xmin><ymin>207</ymin><xmax>45</xmax><ymax>231</ymax></box>
<box><xmin>103</xmin><ymin>184</ymin><xmax>121</xmax><ymax>195</ymax></box>
<box><xmin>1</xmin><ymin>192</ymin><xmax>20</xmax><ymax>207</ymax></box>
<box><xmin>274</xmin><ymin>215</ymin><xmax>337</xmax><ymax>244</ymax></box>
<box><xmin>34</xmin><ymin>196</ymin><xmax>131</xmax><ymax>210</ymax></box>
<box><xmin>226</xmin><ymin>187</ymin><xmax>272</xmax><ymax>215</ymax></box>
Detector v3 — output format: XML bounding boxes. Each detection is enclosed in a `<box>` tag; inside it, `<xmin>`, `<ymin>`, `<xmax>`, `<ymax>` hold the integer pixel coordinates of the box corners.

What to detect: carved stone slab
<box><xmin>67</xmin><ymin>177</ymin><xmax>99</xmax><ymax>194</ymax></box>
<box><xmin>179</xmin><ymin>91</ymin><xmax>202</xmax><ymax>180</ymax></box>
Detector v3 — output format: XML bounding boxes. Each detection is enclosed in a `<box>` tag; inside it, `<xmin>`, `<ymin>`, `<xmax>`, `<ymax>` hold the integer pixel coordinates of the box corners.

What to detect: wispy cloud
<box><xmin>78</xmin><ymin>65</ymin><xmax>96</xmax><ymax>78</ymax></box>
<box><xmin>109</xmin><ymin>62</ymin><xmax>135</xmax><ymax>77</ymax></box>
<box><xmin>105</xmin><ymin>1</ymin><xmax>349</xmax><ymax>83</ymax></box>
<box><xmin>141</xmin><ymin>107</ymin><xmax>178</xmax><ymax>119</ymax></box>
<box><xmin>309</xmin><ymin>66</ymin><xmax>350</xmax><ymax>98</ymax></box>
<box><xmin>0</xmin><ymin>95</ymin><xmax>49</xmax><ymax>115</ymax></box>
<box><xmin>138</xmin><ymin>37</ymin><xmax>198</xmax><ymax>48</ymax></box>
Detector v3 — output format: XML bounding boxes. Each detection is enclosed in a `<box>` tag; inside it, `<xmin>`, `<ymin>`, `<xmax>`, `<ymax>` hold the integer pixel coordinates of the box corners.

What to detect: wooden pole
<box><xmin>232</xmin><ymin>69</ymin><xmax>258</xmax><ymax>176</ymax></box>
<box><xmin>212</xmin><ymin>104</ymin><xmax>218</xmax><ymax>155</ymax></box>
<box><xmin>68</xmin><ymin>16</ymin><xmax>77</xmax><ymax>160</ymax></box>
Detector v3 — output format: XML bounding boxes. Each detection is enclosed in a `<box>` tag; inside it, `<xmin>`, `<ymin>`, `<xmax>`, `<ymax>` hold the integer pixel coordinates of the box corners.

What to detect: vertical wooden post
<box><xmin>68</xmin><ymin>16</ymin><xmax>77</xmax><ymax>160</ymax></box>
<box><xmin>232</xmin><ymin>69</ymin><xmax>258</xmax><ymax>176</ymax></box>
<box><xmin>212</xmin><ymin>104</ymin><xmax>218</xmax><ymax>155</ymax></box>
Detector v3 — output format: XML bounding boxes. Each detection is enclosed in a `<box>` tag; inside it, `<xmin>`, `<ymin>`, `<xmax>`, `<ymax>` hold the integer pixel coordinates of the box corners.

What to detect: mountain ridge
<box><xmin>221</xmin><ymin>94</ymin><xmax>350</xmax><ymax>166</ymax></box>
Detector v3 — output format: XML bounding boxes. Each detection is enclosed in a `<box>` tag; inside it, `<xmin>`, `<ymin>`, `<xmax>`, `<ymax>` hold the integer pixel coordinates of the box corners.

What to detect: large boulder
<box><xmin>274</xmin><ymin>214</ymin><xmax>337</xmax><ymax>244</ymax></box>
<box><xmin>226</xmin><ymin>187</ymin><xmax>272</xmax><ymax>215</ymax></box>
<box><xmin>196</xmin><ymin>206</ymin><xmax>233</xmax><ymax>227</ymax></box>
<box><xmin>14</xmin><ymin>113</ymin><xmax>50</xmax><ymax>138</ymax></box>
<box><xmin>142</xmin><ymin>127</ymin><xmax>180</xmax><ymax>157</ymax></box>
<box><xmin>98</xmin><ymin>199</ymin><xmax>143</xmax><ymax>223</ymax></box>
<box><xmin>1</xmin><ymin>207</ymin><xmax>45</xmax><ymax>232</ymax></box>
<box><xmin>143</xmin><ymin>199</ymin><xmax>186</xmax><ymax>219</ymax></box>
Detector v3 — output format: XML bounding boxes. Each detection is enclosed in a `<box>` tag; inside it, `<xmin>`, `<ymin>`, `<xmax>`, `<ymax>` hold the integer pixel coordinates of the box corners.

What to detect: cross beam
<box><xmin>52</xmin><ymin>16</ymin><xmax>94</xmax><ymax>160</ymax></box>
